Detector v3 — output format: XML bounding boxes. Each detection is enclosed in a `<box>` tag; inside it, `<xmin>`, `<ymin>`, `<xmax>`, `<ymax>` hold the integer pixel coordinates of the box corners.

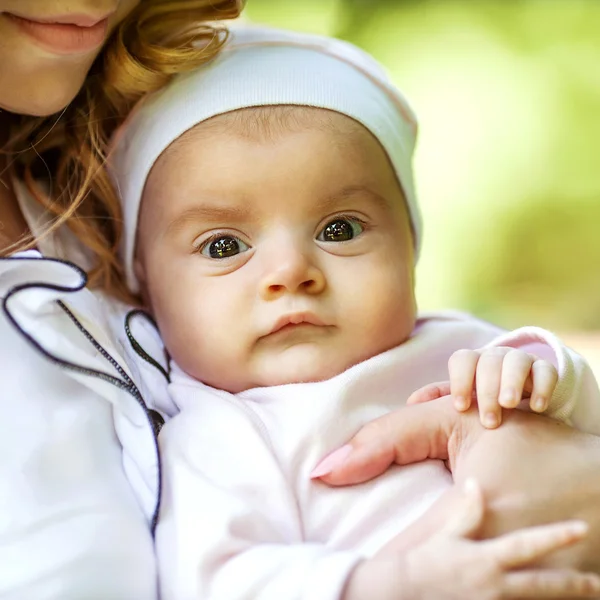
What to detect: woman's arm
<box><xmin>0</xmin><ymin>312</ymin><xmax>157</xmax><ymax>599</ymax></box>
<box><xmin>314</xmin><ymin>397</ymin><xmax>600</xmax><ymax>573</ymax></box>
<box><xmin>0</xmin><ymin>256</ymin><xmax>158</xmax><ymax>599</ymax></box>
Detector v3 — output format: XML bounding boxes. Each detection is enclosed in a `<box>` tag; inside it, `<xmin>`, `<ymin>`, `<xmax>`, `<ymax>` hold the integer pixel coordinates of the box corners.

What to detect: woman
<box><xmin>0</xmin><ymin>2</ymin><xmax>598</xmax><ymax>599</ymax></box>
<box><xmin>0</xmin><ymin>1</ymin><xmax>241</xmax><ymax>598</ymax></box>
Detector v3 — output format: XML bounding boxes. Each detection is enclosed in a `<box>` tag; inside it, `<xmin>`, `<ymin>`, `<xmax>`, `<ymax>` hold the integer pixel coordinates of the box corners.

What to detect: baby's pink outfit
<box><xmin>156</xmin><ymin>312</ymin><xmax>600</xmax><ymax>600</ymax></box>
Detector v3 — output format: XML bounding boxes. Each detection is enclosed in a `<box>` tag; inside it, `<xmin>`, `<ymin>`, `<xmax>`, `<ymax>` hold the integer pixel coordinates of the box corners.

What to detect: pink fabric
<box><xmin>154</xmin><ymin>312</ymin><xmax>600</xmax><ymax>600</ymax></box>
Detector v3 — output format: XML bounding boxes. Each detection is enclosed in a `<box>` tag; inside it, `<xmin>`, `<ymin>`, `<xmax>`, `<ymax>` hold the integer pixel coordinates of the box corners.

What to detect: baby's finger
<box><xmin>503</xmin><ymin>569</ymin><xmax>600</xmax><ymax>598</ymax></box>
<box><xmin>498</xmin><ymin>349</ymin><xmax>534</xmax><ymax>409</ymax></box>
<box><xmin>529</xmin><ymin>359</ymin><xmax>559</xmax><ymax>413</ymax></box>
<box><xmin>476</xmin><ymin>347</ymin><xmax>510</xmax><ymax>428</ymax></box>
<box><xmin>492</xmin><ymin>520</ymin><xmax>588</xmax><ymax>568</ymax></box>
<box><xmin>406</xmin><ymin>381</ymin><xmax>451</xmax><ymax>405</ymax></box>
<box><xmin>448</xmin><ymin>349</ymin><xmax>480</xmax><ymax>412</ymax></box>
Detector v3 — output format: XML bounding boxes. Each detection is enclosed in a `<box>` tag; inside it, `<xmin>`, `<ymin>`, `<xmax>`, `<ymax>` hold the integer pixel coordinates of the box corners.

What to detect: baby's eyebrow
<box><xmin>166</xmin><ymin>204</ymin><xmax>251</xmax><ymax>235</ymax></box>
<box><xmin>316</xmin><ymin>184</ymin><xmax>392</xmax><ymax>213</ymax></box>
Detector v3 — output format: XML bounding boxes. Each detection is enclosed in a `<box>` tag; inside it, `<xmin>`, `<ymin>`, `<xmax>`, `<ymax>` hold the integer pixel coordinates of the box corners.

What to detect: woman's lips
<box><xmin>5</xmin><ymin>13</ymin><xmax>109</xmax><ymax>55</ymax></box>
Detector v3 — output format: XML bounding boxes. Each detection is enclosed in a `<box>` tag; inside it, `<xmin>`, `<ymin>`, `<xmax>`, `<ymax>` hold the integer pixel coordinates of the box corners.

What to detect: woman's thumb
<box><xmin>439</xmin><ymin>478</ymin><xmax>485</xmax><ymax>539</ymax></box>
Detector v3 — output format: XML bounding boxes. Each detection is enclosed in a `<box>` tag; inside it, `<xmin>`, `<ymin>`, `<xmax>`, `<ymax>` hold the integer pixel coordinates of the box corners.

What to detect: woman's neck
<box><xmin>0</xmin><ymin>152</ymin><xmax>31</xmax><ymax>252</ymax></box>
<box><xmin>0</xmin><ymin>110</ymin><xmax>9</xmax><ymax>147</ymax></box>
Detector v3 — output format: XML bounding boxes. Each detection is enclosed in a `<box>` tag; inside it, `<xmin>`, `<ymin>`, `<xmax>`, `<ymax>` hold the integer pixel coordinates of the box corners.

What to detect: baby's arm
<box><xmin>158</xmin><ymin>401</ymin><xmax>599</xmax><ymax>600</ymax></box>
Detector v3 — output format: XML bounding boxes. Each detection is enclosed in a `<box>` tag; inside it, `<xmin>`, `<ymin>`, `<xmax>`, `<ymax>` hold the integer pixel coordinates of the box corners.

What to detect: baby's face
<box><xmin>135</xmin><ymin>108</ymin><xmax>417</xmax><ymax>392</ymax></box>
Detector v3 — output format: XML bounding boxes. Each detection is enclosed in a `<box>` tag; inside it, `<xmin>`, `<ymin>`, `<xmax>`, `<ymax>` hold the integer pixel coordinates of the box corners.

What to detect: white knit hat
<box><xmin>109</xmin><ymin>26</ymin><xmax>421</xmax><ymax>293</ymax></box>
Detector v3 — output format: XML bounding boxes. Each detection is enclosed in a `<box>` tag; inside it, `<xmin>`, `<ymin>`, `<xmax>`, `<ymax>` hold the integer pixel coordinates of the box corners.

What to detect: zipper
<box><xmin>1</xmin><ymin>255</ymin><xmax>162</xmax><ymax>534</ymax></box>
<box><xmin>124</xmin><ymin>309</ymin><xmax>171</xmax><ymax>384</ymax></box>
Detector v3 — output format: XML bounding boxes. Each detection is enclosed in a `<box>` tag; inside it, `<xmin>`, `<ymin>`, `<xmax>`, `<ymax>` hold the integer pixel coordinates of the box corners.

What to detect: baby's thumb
<box><xmin>440</xmin><ymin>478</ymin><xmax>485</xmax><ymax>539</ymax></box>
<box><xmin>406</xmin><ymin>381</ymin><xmax>451</xmax><ymax>405</ymax></box>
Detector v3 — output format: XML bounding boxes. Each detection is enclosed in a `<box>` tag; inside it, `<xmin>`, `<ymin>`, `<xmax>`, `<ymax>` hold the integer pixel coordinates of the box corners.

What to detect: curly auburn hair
<box><xmin>2</xmin><ymin>0</ymin><xmax>244</xmax><ymax>303</ymax></box>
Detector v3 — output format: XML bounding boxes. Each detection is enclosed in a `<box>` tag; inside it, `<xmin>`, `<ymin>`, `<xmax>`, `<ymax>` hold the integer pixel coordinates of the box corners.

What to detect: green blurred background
<box><xmin>243</xmin><ymin>0</ymin><xmax>600</xmax><ymax>363</ymax></box>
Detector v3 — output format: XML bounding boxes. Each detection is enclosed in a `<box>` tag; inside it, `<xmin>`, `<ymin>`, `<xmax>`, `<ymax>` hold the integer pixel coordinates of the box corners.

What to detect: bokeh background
<box><xmin>244</xmin><ymin>0</ymin><xmax>600</xmax><ymax>375</ymax></box>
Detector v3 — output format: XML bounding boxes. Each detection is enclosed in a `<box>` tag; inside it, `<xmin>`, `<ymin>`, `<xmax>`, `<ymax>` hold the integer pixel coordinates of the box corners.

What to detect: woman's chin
<box><xmin>1</xmin><ymin>90</ymin><xmax>76</xmax><ymax>118</ymax></box>
<box><xmin>0</xmin><ymin>63</ymin><xmax>89</xmax><ymax>117</ymax></box>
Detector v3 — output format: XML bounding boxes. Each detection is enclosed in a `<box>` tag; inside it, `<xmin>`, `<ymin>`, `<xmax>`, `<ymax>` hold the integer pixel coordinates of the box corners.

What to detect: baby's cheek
<box><xmin>358</xmin><ymin>282</ymin><xmax>415</xmax><ymax>346</ymax></box>
<box><xmin>162</xmin><ymin>322</ymin><xmax>210</xmax><ymax>381</ymax></box>
<box><xmin>149</xmin><ymin>290</ymin><xmax>198</xmax><ymax>356</ymax></box>
<box><xmin>168</xmin><ymin>297</ymin><xmax>241</xmax><ymax>380</ymax></box>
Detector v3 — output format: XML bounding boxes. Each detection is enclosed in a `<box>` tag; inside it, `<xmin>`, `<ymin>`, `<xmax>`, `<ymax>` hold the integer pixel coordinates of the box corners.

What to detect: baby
<box><xmin>109</xmin><ymin>27</ymin><xmax>600</xmax><ymax>600</ymax></box>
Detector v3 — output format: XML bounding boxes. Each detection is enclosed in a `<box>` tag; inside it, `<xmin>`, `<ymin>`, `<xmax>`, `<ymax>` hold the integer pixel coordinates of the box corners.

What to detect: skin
<box><xmin>318</xmin><ymin>395</ymin><xmax>600</xmax><ymax>575</ymax></box>
<box><xmin>344</xmin><ymin>481</ymin><xmax>600</xmax><ymax>600</ymax></box>
<box><xmin>439</xmin><ymin>346</ymin><xmax>558</xmax><ymax>427</ymax></box>
<box><xmin>0</xmin><ymin>164</ymin><xmax>29</xmax><ymax>250</ymax></box>
<box><xmin>0</xmin><ymin>0</ymin><xmax>140</xmax><ymax>250</ymax></box>
<box><xmin>0</xmin><ymin>0</ymin><xmax>140</xmax><ymax>116</ymax></box>
<box><xmin>135</xmin><ymin>109</ymin><xmax>418</xmax><ymax>392</ymax></box>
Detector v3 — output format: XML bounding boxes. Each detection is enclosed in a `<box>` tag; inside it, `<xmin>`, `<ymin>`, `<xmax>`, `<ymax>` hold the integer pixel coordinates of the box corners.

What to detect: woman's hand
<box><xmin>344</xmin><ymin>479</ymin><xmax>600</xmax><ymax>600</ymax></box>
<box><xmin>312</xmin><ymin>396</ymin><xmax>600</xmax><ymax>573</ymax></box>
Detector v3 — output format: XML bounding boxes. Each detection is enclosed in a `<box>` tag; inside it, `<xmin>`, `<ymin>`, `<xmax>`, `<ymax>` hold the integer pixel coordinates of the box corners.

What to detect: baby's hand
<box><xmin>343</xmin><ymin>480</ymin><xmax>600</xmax><ymax>600</ymax></box>
<box><xmin>448</xmin><ymin>346</ymin><xmax>558</xmax><ymax>428</ymax></box>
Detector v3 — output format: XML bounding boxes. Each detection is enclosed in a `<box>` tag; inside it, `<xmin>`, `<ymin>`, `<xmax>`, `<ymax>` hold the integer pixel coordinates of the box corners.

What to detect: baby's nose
<box><xmin>259</xmin><ymin>246</ymin><xmax>326</xmax><ymax>300</ymax></box>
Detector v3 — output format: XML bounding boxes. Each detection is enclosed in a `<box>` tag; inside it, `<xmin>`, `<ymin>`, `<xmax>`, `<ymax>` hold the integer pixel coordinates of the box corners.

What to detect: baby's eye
<box><xmin>199</xmin><ymin>235</ymin><xmax>250</xmax><ymax>259</ymax></box>
<box><xmin>317</xmin><ymin>217</ymin><xmax>364</xmax><ymax>242</ymax></box>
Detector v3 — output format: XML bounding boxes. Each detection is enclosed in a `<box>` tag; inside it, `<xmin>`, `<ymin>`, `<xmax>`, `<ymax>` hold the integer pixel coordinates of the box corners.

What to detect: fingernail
<box><xmin>484</xmin><ymin>412</ymin><xmax>499</xmax><ymax>428</ymax></box>
<box><xmin>311</xmin><ymin>445</ymin><xmax>353</xmax><ymax>479</ymax></box>
<box><xmin>533</xmin><ymin>397</ymin><xmax>547</xmax><ymax>412</ymax></box>
<box><xmin>500</xmin><ymin>390</ymin><xmax>516</xmax><ymax>408</ymax></box>
<box><xmin>454</xmin><ymin>396</ymin><xmax>468</xmax><ymax>411</ymax></box>
<box><xmin>568</xmin><ymin>520</ymin><xmax>588</xmax><ymax>535</ymax></box>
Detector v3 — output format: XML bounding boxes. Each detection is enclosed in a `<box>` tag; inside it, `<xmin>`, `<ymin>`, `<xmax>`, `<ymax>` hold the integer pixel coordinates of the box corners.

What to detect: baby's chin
<box><xmin>247</xmin><ymin>345</ymin><xmax>358</xmax><ymax>390</ymax></box>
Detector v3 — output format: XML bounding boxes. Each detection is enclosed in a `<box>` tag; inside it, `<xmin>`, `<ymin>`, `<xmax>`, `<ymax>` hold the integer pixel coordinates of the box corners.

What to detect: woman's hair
<box><xmin>2</xmin><ymin>0</ymin><xmax>243</xmax><ymax>303</ymax></box>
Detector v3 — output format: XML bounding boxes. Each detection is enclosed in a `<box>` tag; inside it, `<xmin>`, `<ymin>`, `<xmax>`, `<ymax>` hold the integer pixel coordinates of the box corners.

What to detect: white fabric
<box><xmin>108</xmin><ymin>26</ymin><xmax>421</xmax><ymax>293</ymax></box>
<box><xmin>0</xmin><ymin>251</ymin><xmax>158</xmax><ymax>599</ymax></box>
<box><xmin>156</xmin><ymin>313</ymin><xmax>600</xmax><ymax>600</ymax></box>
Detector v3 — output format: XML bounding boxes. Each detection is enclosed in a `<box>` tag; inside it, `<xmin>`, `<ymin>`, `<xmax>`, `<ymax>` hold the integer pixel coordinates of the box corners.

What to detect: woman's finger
<box><xmin>439</xmin><ymin>478</ymin><xmax>484</xmax><ymax>538</ymax></box>
<box><xmin>475</xmin><ymin>347</ymin><xmax>510</xmax><ymax>428</ymax></box>
<box><xmin>492</xmin><ymin>520</ymin><xmax>588</xmax><ymax>568</ymax></box>
<box><xmin>448</xmin><ymin>349</ymin><xmax>480</xmax><ymax>411</ymax></box>
<box><xmin>529</xmin><ymin>359</ymin><xmax>559</xmax><ymax>413</ymax></box>
<box><xmin>312</xmin><ymin>396</ymin><xmax>462</xmax><ymax>485</ymax></box>
<box><xmin>503</xmin><ymin>569</ymin><xmax>600</xmax><ymax>598</ymax></box>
